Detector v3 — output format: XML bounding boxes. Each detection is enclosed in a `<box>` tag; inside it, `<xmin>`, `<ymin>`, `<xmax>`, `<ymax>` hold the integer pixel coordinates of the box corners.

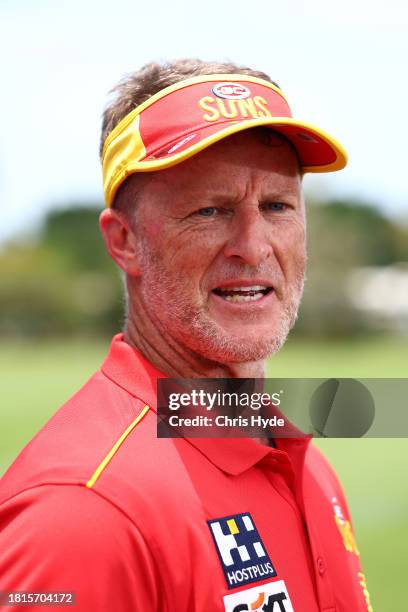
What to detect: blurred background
<box><xmin>1</xmin><ymin>0</ymin><xmax>407</xmax><ymax>608</ymax></box>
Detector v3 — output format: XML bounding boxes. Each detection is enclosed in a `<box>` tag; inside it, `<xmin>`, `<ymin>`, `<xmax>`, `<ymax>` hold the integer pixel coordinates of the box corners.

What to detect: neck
<box><xmin>124</xmin><ymin>301</ymin><xmax>266</xmax><ymax>379</ymax></box>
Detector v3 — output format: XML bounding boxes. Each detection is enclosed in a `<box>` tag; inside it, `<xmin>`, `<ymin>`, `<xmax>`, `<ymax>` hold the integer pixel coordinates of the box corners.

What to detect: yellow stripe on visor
<box><xmin>102</xmin><ymin>115</ymin><xmax>146</xmax><ymax>206</ymax></box>
<box><xmin>102</xmin><ymin>74</ymin><xmax>348</xmax><ymax>207</ymax></box>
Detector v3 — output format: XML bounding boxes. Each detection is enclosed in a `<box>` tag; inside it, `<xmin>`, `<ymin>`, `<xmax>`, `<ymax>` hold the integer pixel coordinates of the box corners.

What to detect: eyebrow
<box><xmin>155</xmin><ymin>172</ymin><xmax>302</xmax><ymax>209</ymax></box>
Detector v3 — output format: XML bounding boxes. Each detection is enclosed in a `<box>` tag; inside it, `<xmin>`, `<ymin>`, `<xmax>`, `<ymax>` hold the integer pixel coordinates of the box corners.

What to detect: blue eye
<box><xmin>264</xmin><ymin>202</ymin><xmax>286</xmax><ymax>211</ymax></box>
<box><xmin>197</xmin><ymin>207</ymin><xmax>216</xmax><ymax>216</ymax></box>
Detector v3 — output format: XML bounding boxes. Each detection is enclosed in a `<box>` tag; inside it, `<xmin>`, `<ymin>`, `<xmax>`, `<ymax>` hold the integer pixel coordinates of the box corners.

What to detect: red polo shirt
<box><xmin>0</xmin><ymin>335</ymin><xmax>372</xmax><ymax>611</ymax></box>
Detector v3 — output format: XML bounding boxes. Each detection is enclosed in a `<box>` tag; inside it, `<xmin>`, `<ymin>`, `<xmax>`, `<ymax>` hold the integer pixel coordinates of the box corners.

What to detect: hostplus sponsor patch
<box><xmin>208</xmin><ymin>513</ymin><xmax>276</xmax><ymax>589</ymax></box>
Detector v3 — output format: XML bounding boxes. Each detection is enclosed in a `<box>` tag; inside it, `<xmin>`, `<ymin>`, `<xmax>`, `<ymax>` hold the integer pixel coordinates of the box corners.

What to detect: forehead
<box><xmin>148</xmin><ymin>129</ymin><xmax>301</xmax><ymax>197</ymax></box>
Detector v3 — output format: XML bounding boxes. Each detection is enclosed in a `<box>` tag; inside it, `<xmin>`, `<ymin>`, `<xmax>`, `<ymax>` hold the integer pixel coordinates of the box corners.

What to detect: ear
<box><xmin>99</xmin><ymin>209</ymin><xmax>141</xmax><ymax>276</ymax></box>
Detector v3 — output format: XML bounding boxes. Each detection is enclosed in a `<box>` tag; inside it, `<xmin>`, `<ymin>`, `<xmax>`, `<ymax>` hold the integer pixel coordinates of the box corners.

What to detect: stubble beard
<box><xmin>137</xmin><ymin>249</ymin><xmax>305</xmax><ymax>364</ymax></box>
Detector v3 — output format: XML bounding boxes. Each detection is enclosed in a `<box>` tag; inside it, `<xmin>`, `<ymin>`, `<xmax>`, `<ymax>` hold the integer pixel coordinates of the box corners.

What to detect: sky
<box><xmin>0</xmin><ymin>0</ymin><xmax>407</xmax><ymax>244</ymax></box>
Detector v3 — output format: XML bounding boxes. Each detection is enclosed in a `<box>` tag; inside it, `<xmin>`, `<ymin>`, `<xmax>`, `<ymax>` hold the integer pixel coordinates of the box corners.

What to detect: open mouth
<box><xmin>212</xmin><ymin>285</ymin><xmax>273</xmax><ymax>303</ymax></box>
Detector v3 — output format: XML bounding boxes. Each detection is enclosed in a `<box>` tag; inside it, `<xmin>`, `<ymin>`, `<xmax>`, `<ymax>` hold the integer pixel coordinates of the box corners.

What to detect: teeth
<box><xmin>219</xmin><ymin>285</ymin><xmax>267</xmax><ymax>291</ymax></box>
<box><xmin>224</xmin><ymin>293</ymin><xmax>264</xmax><ymax>302</ymax></box>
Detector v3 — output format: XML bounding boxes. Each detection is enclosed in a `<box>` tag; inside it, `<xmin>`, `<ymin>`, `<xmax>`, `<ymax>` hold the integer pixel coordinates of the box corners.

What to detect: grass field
<box><xmin>1</xmin><ymin>335</ymin><xmax>407</xmax><ymax>609</ymax></box>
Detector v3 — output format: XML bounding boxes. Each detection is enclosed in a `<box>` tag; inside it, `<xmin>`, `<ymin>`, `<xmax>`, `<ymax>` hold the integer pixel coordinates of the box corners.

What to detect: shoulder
<box><xmin>0</xmin><ymin>483</ymin><xmax>141</xmax><ymax>551</ymax></box>
<box><xmin>305</xmin><ymin>442</ymin><xmax>343</xmax><ymax>486</ymax></box>
<box><xmin>0</xmin><ymin>369</ymin><xmax>154</xmax><ymax>503</ymax></box>
<box><xmin>0</xmin><ymin>366</ymin><xmax>196</xmax><ymax>524</ymax></box>
<box><xmin>304</xmin><ymin>441</ymin><xmax>352</xmax><ymax>519</ymax></box>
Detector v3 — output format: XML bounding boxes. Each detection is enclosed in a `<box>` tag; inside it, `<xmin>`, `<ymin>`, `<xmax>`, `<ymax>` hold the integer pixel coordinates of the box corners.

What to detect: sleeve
<box><xmin>0</xmin><ymin>484</ymin><xmax>162</xmax><ymax>611</ymax></box>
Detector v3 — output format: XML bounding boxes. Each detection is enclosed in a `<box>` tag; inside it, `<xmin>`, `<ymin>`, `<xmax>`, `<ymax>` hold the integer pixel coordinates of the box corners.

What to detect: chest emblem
<box><xmin>332</xmin><ymin>497</ymin><xmax>360</xmax><ymax>556</ymax></box>
<box><xmin>208</xmin><ymin>512</ymin><xmax>277</xmax><ymax>589</ymax></box>
<box><xmin>222</xmin><ymin>580</ymin><xmax>294</xmax><ymax>612</ymax></box>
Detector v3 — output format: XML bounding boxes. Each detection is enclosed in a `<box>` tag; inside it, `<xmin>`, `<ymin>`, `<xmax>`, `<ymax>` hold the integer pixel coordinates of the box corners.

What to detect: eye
<box><xmin>196</xmin><ymin>207</ymin><xmax>217</xmax><ymax>217</ymax></box>
<box><xmin>262</xmin><ymin>202</ymin><xmax>288</xmax><ymax>212</ymax></box>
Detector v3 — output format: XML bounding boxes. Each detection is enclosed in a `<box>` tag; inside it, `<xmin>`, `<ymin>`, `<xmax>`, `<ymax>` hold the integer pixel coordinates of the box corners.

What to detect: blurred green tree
<box><xmin>0</xmin><ymin>205</ymin><xmax>123</xmax><ymax>338</ymax></box>
<box><xmin>295</xmin><ymin>198</ymin><xmax>408</xmax><ymax>336</ymax></box>
<box><xmin>0</xmin><ymin>199</ymin><xmax>407</xmax><ymax>339</ymax></box>
<box><xmin>42</xmin><ymin>206</ymin><xmax>110</xmax><ymax>271</ymax></box>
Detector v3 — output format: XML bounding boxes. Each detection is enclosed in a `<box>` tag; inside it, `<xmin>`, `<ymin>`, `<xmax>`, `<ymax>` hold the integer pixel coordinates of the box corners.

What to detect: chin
<box><xmin>186</xmin><ymin>327</ymin><xmax>291</xmax><ymax>365</ymax></box>
<box><xmin>222</xmin><ymin>338</ymin><xmax>287</xmax><ymax>363</ymax></box>
<box><xmin>173</xmin><ymin>305</ymin><xmax>297</xmax><ymax>364</ymax></box>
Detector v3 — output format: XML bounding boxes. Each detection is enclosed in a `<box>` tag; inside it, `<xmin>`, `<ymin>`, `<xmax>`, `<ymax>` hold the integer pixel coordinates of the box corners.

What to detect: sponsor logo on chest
<box><xmin>222</xmin><ymin>580</ymin><xmax>295</xmax><ymax>612</ymax></box>
<box><xmin>208</xmin><ymin>513</ymin><xmax>277</xmax><ymax>589</ymax></box>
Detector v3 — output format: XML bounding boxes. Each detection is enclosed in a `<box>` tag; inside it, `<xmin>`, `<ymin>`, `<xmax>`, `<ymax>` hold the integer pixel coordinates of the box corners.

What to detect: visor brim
<box><xmin>106</xmin><ymin>117</ymin><xmax>347</xmax><ymax>206</ymax></box>
<box><xmin>132</xmin><ymin>117</ymin><xmax>345</xmax><ymax>170</ymax></box>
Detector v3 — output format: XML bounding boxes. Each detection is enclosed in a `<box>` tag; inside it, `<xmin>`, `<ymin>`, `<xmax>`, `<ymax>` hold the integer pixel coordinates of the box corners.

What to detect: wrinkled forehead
<box><xmin>152</xmin><ymin>129</ymin><xmax>302</xmax><ymax>191</ymax></box>
<box><xmin>149</xmin><ymin>132</ymin><xmax>301</xmax><ymax>206</ymax></box>
<box><xmin>113</xmin><ymin>128</ymin><xmax>303</xmax><ymax>216</ymax></box>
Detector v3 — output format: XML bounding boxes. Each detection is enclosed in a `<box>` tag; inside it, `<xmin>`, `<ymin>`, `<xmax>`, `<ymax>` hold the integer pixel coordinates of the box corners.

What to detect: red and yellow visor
<box><xmin>102</xmin><ymin>74</ymin><xmax>348</xmax><ymax>207</ymax></box>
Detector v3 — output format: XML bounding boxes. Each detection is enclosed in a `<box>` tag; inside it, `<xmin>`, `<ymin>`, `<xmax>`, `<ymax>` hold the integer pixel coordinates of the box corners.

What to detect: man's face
<box><xmin>130</xmin><ymin>130</ymin><xmax>306</xmax><ymax>363</ymax></box>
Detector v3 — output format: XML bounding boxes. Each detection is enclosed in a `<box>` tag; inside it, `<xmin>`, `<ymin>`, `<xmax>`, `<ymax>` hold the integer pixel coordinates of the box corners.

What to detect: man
<box><xmin>0</xmin><ymin>60</ymin><xmax>373</xmax><ymax>611</ymax></box>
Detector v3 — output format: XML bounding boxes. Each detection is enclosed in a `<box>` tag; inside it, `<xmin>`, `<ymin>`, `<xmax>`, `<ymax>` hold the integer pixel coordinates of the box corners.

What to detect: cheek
<box><xmin>159</xmin><ymin>228</ymin><xmax>222</xmax><ymax>274</ymax></box>
<box><xmin>274</xmin><ymin>220</ymin><xmax>307</xmax><ymax>271</ymax></box>
<box><xmin>146</xmin><ymin>220</ymin><xmax>162</xmax><ymax>238</ymax></box>
<box><xmin>140</xmin><ymin>218</ymin><xmax>164</xmax><ymax>245</ymax></box>
<box><xmin>290</xmin><ymin>228</ymin><xmax>307</xmax><ymax>269</ymax></box>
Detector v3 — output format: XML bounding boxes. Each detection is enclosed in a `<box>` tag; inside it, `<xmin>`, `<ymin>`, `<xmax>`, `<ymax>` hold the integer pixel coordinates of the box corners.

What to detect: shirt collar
<box><xmin>101</xmin><ymin>334</ymin><xmax>310</xmax><ymax>477</ymax></box>
<box><xmin>101</xmin><ymin>333</ymin><xmax>165</xmax><ymax>408</ymax></box>
<box><xmin>180</xmin><ymin>436</ymin><xmax>291</xmax><ymax>476</ymax></box>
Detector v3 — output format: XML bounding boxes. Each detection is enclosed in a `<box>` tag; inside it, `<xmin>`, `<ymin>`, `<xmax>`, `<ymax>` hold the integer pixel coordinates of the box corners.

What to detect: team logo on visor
<box><xmin>208</xmin><ymin>513</ymin><xmax>276</xmax><ymax>589</ymax></box>
<box><xmin>212</xmin><ymin>82</ymin><xmax>251</xmax><ymax>100</ymax></box>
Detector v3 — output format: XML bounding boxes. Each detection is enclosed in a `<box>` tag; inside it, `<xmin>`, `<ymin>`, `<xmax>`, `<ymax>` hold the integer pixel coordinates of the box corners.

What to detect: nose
<box><xmin>222</xmin><ymin>208</ymin><xmax>273</xmax><ymax>266</ymax></box>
